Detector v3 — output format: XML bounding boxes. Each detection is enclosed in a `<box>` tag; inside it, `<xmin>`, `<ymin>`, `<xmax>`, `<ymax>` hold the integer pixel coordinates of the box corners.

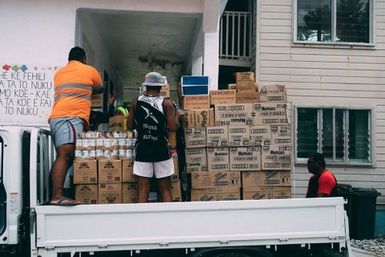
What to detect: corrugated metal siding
<box><xmin>257</xmin><ymin>0</ymin><xmax>385</xmax><ymax>205</ymax></box>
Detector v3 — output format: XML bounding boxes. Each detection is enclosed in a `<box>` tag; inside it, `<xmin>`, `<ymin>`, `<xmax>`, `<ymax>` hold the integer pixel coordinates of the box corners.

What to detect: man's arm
<box><xmin>163</xmin><ymin>99</ymin><xmax>178</xmax><ymax>147</ymax></box>
<box><xmin>92</xmin><ymin>85</ymin><xmax>105</xmax><ymax>94</ymax></box>
<box><xmin>91</xmin><ymin>68</ymin><xmax>105</xmax><ymax>94</ymax></box>
<box><xmin>127</xmin><ymin>98</ymin><xmax>137</xmax><ymax>130</ymax></box>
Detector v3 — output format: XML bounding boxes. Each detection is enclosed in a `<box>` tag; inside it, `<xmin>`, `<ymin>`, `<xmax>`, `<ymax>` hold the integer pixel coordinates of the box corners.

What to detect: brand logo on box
<box><xmin>79</xmin><ymin>163</ymin><xmax>90</xmax><ymax>169</ymax></box>
<box><xmin>215</xmin><ymin>172</ymin><xmax>226</xmax><ymax>180</ymax></box>
<box><xmin>186</xmin><ymin>96</ymin><xmax>208</xmax><ymax>101</ymax></box>
<box><xmin>104</xmin><ymin>162</ymin><xmax>114</xmax><ymax>168</ymax></box>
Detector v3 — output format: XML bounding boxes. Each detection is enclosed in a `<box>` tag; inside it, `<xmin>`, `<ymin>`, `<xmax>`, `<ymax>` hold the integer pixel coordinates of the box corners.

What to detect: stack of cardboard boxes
<box><xmin>74</xmin><ymin>131</ymin><xmax>181</xmax><ymax>204</ymax></box>
<box><xmin>184</xmin><ymin>72</ymin><xmax>292</xmax><ymax>201</ymax></box>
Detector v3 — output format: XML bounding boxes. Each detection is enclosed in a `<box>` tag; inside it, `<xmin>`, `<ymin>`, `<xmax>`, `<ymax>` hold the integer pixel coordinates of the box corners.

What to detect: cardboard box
<box><xmin>230</xmin><ymin>147</ymin><xmax>261</xmax><ymax>171</ymax></box>
<box><xmin>241</xmin><ymin>170</ymin><xmax>291</xmax><ymax>187</ymax></box>
<box><xmin>271</xmin><ymin>124</ymin><xmax>291</xmax><ymax>145</ymax></box>
<box><xmin>207</xmin><ymin>148</ymin><xmax>230</xmax><ymax>171</ymax></box>
<box><xmin>206</xmin><ymin>126</ymin><xmax>229</xmax><ymax>147</ymax></box>
<box><xmin>252</xmin><ymin>103</ymin><xmax>288</xmax><ymax>125</ymax></box>
<box><xmin>259</xmin><ymin>85</ymin><xmax>286</xmax><ymax>102</ymax></box>
<box><xmin>183</xmin><ymin>110</ymin><xmax>195</xmax><ymax>128</ymax></box>
<box><xmin>210</xmin><ymin>90</ymin><xmax>236</xmax><ymax>105</ymax></box>
<box><xmin>122</xmin><ymin>182</ymin><xmax>137</xmax><ymax>203</ymax></box>
<box><xmin>91</xmin><ymin>94</ymin><xmax>103</xmax><ymax>107</ymax></box>
<box><xmin>109</xmin><ymin>115</ymin><xmax>126</xmax><ymax>131</ymax></box>
<box><xmin>194</xmin><ymin>108</ymin><xmax>215</xmax><ymax>128</ymax></box>
<box><xmin>228</xmin><ymin>126</ymin><xmax>250</xmax><ymax>146</ymax></box>
<box><xmin>172</xmin><ymin>153</ymin><xmax>179</xmax><ymax>181</ymax></box>
<box><xmin>160</xmin><ymin>84</ymin><xmax>171</xmax><ymax>98</ymax></box>
<box><xmin>98</xmin><ymin>160</ymin><xmax>122</xmax><ymax>183</ymax></box>
<box><xmin>171</xmin><ymin>180</ymin><xmax>182</xmax><ymax>202</ymax></box>
<box><xmin>185</xmin><ymin>148</ymin><xmax>207</xmax><ymax>173</ymax></box>
<box><xmin>191</xmin><ymin>170</ymin><xmax>240</xmax><ymax>190</ymax></box>
<box><xmin>191</xmin><ymin>189</ymin><xmax>240</xmax><ymax>201</ymax></box>
<box><xmin>235</xmin><ymin>71</ymin><xmax>254</xmax><ymax>82</ymax></box>
<box><xmin>122</xmin><ymin>159</ymin><xmax>136</xmax><ymax>182</ymax></box>
<box><xmin>73</xmin><ymin>160</ymin><xmax>97</xmax><ymax>184</ymax></box>
<box><xmin>236</xmin><ymin>81</ymin><xmax>258</xmax><ymax>104</ymax></box>
<box><xmin>98</xmin><ymin>183</ymin><xmax>122</xmax><ymax>204</ymax></box>
<box><xmin>236</xmin><ymin>91</ymin><xmax>259</xmax><ymax>104</ymax></box>
<box><xmin>228</xmin><ymin>83</ymin><xmax>237</xmax><ymax>90</ymax></box>
<box><xmin>215</xmin><ymin>103</ymin><xmax>254</xmax><ymax>127</ymax></box>
<box><xmin>242</xmin><ymin>186</ymin><xmax>291</xmax><ymax>200</ymax></box>
<box><xmin>184</xmin><ymin>128</ymin><xmax>206</xmax><ymax>148</ymax></box>
<box><xmin>236</xmin><ymin>81</ymin><xmax>258</xmax><ymax>93</ymax></box>
<box><xmin>249</xmin><ymin>126</ymin><xmax>271</xmax><ymax>146</ymax></box>
<box><xmin>261</xmin><ymin>144</ymin><xmax>292</xmax><ymax>170</ymax></box>
<box><xmin>183</xmin><ymin>95</ymin><xmax>210</xmax><ymax>110</ymax></box>
<box><xmin>75</xmin><ymin>184</ymin><xmax>98</xmax><ymax>204</ymax></box>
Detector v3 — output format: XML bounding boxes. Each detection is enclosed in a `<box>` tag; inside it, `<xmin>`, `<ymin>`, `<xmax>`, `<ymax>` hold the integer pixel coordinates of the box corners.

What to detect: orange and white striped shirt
<box><xmin>49</xmin><ymin>60</ymin><xmax>102</xmax><ymax>124</ymax></box>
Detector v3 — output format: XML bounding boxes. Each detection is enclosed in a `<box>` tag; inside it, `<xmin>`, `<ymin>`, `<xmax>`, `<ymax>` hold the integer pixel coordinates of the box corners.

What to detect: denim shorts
<box><xmin>50</xmin><ymin>117</ymin><xmax>84</xmax><ymax>147</ymax></box>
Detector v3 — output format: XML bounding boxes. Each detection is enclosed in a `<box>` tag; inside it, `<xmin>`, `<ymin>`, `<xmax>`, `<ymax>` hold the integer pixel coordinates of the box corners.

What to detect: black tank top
<box><xmin>134</xmin><ymin>95</ymin><xmax>170</xmax><ymax>162</ymax></box>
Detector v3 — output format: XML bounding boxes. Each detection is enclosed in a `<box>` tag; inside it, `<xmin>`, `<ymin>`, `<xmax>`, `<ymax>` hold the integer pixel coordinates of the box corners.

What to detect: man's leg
<box><xmin>158</xmin><ymin>176</ymin><xmax>172</xmax><ymax>202</ymax></box>
<box><xmin>50</xmin><ymin>143</ymin><xmax>78</xmax><ymax>203</ymax></box>
<box><xmin>137</xmin><ymin>176</ymin><xmax>151</xmax><ymax>203</ymax></box>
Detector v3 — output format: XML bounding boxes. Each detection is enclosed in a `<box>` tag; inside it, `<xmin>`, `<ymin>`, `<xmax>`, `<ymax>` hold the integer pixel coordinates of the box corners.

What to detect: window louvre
<box><xmin>296</xmin><ymin>107</ymin><xmax>372</xmax><ymax>164</ymax></box>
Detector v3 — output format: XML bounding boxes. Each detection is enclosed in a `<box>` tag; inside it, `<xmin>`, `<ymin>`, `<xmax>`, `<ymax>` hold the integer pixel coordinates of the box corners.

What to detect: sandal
<box><xmin>49</xmin><ymin>197</ymin><xmax>80</xmax><ymax>206</ymax></box>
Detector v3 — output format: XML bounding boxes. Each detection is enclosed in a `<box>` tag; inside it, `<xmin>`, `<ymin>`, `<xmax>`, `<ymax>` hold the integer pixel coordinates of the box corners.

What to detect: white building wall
<box><xmin>256</xmin><ymin>0</ymin><xmax>385</xmax><ymax>205</ymax></box>
<box><xmin>0</xmin><ymin>0</ymin><xmax>203</xmax><ymax>86</ymax></box>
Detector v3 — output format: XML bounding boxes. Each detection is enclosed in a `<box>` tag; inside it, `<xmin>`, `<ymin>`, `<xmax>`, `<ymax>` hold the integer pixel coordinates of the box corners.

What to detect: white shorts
<box><xmin>133</xmin><ymin>158</ymin><xmax>174</xmax><ymax>179</ymax></box>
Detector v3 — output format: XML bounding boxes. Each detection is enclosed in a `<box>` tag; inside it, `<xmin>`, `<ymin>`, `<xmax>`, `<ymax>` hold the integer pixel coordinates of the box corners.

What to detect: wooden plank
<box><xmin>259</xmin><ymin>74</ymin><xmax>385</xmax><ymax>85</ymax></box>
<box><xmin>260</xmin><ymin>0</ymin><xmax>292</xmax><ymax>7</ymax></box>
<box><xmin>260</xmin><ymin>26</ymin><xmax>291</xmax><ymax>33</ymax></box>
<box><xmin>260</xmin><ymin>58</ymin><xmax>385</xmax><ymax>68</ymax></box>
<box><xmin>260</xmin><ymin>67</ymin><xmax>385</xmax><ymax>78</ymax></box>
<box><xmin>260</xmin><ymin>12</ymin><xmax>292</xmax><ymax>20</ymax></box>
<box><xmin>260</xmin><ymin>19</ymin><xmax>292</xmax><ymax>27</ymax></box>
<box><xmin>260</xmin><ymin>33</ymin><xmax>292</xmax><ymax>40</ymax></box>
<box><xmin>262</xmin><ymin>49</ymin><xmax>385</xmax><ymax>61</ymax></box>
<box><xmin>261</xmin><ymin>5</ymin><xmax>292</xmax><ymax>13</ymax></box>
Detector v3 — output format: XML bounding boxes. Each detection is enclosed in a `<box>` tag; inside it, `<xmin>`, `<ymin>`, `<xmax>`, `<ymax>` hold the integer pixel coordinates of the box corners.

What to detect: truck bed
<box><xmin>33</xmin><ymin>197</ymin><xmax>348</xmax><ymax>255</ymax></box>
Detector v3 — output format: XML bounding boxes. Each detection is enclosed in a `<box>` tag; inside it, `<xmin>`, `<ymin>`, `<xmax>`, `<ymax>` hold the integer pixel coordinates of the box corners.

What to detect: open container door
<box><xmin>29</xmin><ymin>128</ymin><xmax>54</xmax><ymax>256</ymax></box>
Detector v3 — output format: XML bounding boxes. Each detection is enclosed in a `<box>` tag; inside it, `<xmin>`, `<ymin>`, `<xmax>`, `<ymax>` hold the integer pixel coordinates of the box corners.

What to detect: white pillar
<box><xmin>191</xmin><ymin>55</ymin><xmax>203</xmax><ymax>75</ymax></box>
<box><xmin>203</xmin><ymin>32</ymin><xmax>219</xmax><ymax>90</ymax></box>
<box><xmin>202</xmin><ymin>0</ymin><xmax>221</xmax><ymax>91</ymax></box>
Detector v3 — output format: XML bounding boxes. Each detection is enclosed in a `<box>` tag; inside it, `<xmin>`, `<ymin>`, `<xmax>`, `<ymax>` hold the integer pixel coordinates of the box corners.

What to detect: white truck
<box><xmin>0</xmin><ymin>126</ymin><xmax>352</xmax><ymax>257</ymax></box>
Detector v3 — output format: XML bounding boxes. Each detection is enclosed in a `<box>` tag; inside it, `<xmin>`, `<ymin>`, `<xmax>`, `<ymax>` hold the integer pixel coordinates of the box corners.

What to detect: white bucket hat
<box><xmin>142</xmin><ymin>72</ymin><xmax>166</xmax><ymax>87</ymax></box>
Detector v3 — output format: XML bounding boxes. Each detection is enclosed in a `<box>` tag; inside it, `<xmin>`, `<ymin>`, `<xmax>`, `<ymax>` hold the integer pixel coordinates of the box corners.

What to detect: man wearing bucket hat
<box><xmin>127</xmin><ymin>71</ymin><xmax>178</xmax><ymax>203</ymax></box>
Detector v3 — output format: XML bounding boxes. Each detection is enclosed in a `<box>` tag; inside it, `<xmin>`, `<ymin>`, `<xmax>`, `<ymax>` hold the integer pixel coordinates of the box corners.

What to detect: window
<box><xmin>296</xmin><ymin>0</ymin><xmax>373</xmax><ymax>44</ymax></box>
<box><xmin>296</xmin><ymin>107</ymin><xmax>372</xmax><ymax>164</ymax></box>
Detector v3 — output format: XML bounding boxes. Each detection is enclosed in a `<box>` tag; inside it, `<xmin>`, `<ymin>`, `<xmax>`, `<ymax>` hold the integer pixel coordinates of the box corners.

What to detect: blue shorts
<box><xmin>50</xmin><ymin>118</ymin><xmax>84</xmax><ymax>147</ymax></box>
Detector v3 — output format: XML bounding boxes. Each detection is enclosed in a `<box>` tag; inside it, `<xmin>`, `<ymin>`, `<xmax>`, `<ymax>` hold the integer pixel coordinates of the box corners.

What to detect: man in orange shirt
<box><xmin>306</xmin><ymin>152</ymin><xmax>337</xmax><ymax>197</ymax></box>
<box><xmin>49</xmin><ymin>47</ymin><xmax>104</xmax><ymax>205</ymax></box>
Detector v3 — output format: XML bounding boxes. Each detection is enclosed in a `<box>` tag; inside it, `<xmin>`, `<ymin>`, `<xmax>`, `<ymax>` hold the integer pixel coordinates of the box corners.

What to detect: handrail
<box><xmin>220</xmin><ymin>11</ymin><xmax>252</xmax><ymax>60</ymax></box>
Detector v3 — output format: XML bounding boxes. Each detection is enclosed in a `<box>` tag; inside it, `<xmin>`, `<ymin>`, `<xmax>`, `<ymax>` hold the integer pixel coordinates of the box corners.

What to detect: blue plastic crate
<box><xmin>181</xmin><ymin>76</ymin><xmax>209</xmax><ymax>96</ymax></box>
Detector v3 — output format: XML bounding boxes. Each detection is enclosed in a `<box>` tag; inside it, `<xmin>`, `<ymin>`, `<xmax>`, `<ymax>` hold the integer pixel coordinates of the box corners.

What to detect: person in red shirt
<box><xmin>306</xmin><ymin>152</ymin><xmax>337</xmax><ymax>197</ymax></box>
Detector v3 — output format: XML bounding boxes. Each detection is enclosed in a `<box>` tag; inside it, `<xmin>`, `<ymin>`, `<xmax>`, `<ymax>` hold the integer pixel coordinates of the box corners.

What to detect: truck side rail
<box><xmin>33</xmin><ymin>197</ymin><xmax>348</xmax><ymax>254</ymax></box>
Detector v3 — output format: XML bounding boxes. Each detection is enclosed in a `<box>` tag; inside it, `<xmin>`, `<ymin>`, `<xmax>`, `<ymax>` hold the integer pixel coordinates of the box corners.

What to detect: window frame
<box><xmin>294</xmin><ymin>105</ymin><xmax>375</xmax><ymax>166</ymax></box>
<box><xmin>293</xmin><ymin>0</ymin><xmax>376</xmax><ymax>46</ymax></box>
